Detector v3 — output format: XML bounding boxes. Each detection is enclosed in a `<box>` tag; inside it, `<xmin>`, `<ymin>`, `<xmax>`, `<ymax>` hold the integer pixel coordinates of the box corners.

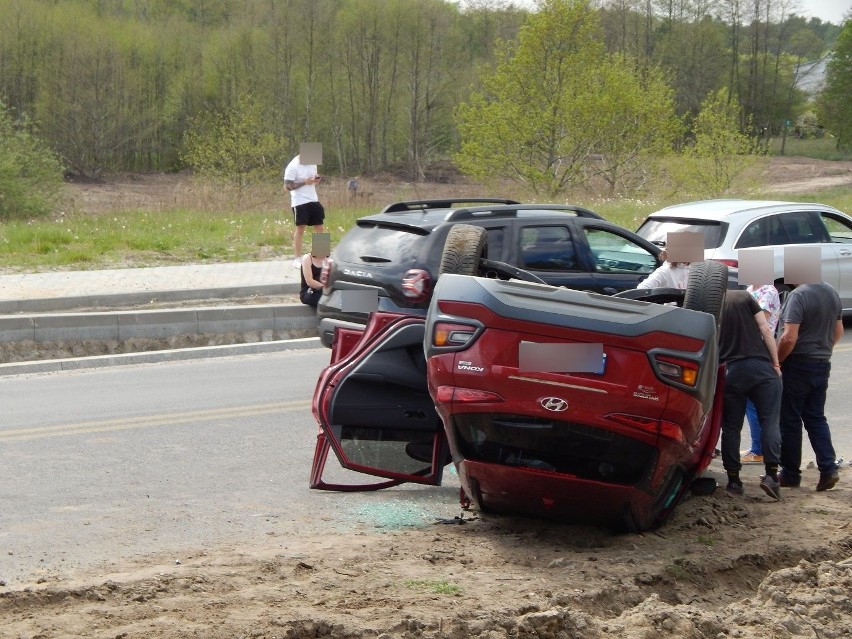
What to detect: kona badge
<box><xmin>457</xmin><ymin>360</ymin><xmax>485</xmax><ymax>372</ymax></box>
<box><xmin>633</xmin><ymin>385</ymin><xmax>660</xmax><ymax>401</ymax></box>
<box><xmin>540</xmin><ymin>397</ymin><xmax>569</xmax><ymax>412</ymax></box>
<box><xmin>343</xmin><ymin>268</ymin><xmax>373</xmax><ymax>279</ymax></box>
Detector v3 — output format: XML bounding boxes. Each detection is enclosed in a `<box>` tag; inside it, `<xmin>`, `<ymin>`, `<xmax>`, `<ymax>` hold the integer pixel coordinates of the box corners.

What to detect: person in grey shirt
<box><xmin>776</xmin><ymin>282</ymin><xmax>844</xmax><ymax>491</ymax></box>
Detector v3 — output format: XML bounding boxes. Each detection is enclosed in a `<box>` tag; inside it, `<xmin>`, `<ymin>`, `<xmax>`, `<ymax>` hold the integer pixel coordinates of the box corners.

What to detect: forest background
<box><xmin>0</xmin><ymin>0</ymin><xmax>850</xmax><ymax>268</ymax></box>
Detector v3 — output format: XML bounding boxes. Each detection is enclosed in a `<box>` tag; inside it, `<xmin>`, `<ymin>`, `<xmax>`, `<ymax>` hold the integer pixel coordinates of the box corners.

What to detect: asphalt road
<box><xmin>0</xmin><ymin>349</ymin><xmax>462</xmax><ymax>587</ymax></box>
<box><xmin>2</xmin><ymin>335</ymin><xmax>851</xmax><ymax>587</ymax></box>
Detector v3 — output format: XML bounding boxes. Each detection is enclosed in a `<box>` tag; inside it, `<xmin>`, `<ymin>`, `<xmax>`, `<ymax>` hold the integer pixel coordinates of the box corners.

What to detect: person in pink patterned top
<box><xmin>741</xmin><ymin>284</ymin><xmax>782</xmax><ymax>463</ymax></box>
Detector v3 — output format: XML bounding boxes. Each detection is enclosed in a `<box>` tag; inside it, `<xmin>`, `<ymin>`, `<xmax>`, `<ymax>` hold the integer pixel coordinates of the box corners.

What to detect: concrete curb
<box><xmin>0</xmin><ymin>337</ymin><xmax>323</xmax><ymax>376</ymax></box>
<box><xmin>0</xmin><ymin>303</ymin><xmax>317</xmax><ymax>344</ymax></box>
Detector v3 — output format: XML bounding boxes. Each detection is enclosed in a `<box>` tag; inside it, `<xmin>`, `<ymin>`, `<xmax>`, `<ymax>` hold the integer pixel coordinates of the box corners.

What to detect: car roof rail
<box><xmin>446</xmin><ymin>204</ymin><xmax>605</xmax><ymax>221</ymax></box>
<box><xmin>380</xmin><ymin>198</ymin><xmax>520</xmax><ymax>213</ymax></box>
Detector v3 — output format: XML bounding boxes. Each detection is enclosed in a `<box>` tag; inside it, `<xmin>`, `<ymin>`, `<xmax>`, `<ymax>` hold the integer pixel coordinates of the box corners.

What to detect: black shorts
<box><xmin>292</xmin><ymin>201</ymin><xmax>325</xmax><ymax>227</ymax></box>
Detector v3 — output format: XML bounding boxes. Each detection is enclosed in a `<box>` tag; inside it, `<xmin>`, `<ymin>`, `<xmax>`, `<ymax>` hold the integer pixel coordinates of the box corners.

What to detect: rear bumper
<box><xmin>317</xmin><ymin>317</ymin><xmax>366</xmax><ymax>348</ymax></box>
<box><xmin>458</xmin><ymin>459</ymin><xmax>661</xmax><ymax>529</ymax></box>
<box><xmin>317</xmin><ymin>298</ymin><xmax>426</xmax><ymax>347</ymax></box>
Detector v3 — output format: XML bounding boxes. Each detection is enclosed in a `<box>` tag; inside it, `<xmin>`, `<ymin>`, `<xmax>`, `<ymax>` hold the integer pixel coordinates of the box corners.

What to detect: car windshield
<box><xmin>636</xmin><ymin>218</ymin><xmax>724</xmax><ymax>250</ymax></box>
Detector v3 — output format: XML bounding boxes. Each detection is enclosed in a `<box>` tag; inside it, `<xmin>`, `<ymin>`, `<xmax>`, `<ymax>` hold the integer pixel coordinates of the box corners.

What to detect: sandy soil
<box><xmin>2</xmin><ymin>464</ymin><xmax>850</xmax><ymax>638</ymax></box>
<box><xmin>760</xmin><ymin>156</ymin><xmax>852</xmax><ymax>194</ymax></box>
<box><xmin>3</xmin><ymin>157</ymin><xmax>852</xmax><ymax>638</ymax></box>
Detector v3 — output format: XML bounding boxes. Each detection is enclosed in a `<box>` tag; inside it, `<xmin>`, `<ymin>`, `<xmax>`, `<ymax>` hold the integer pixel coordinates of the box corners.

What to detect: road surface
<box><xmin>2</xmin><ymin>333</ymin><xmax>850</xmax><ymax>587</ymax></box>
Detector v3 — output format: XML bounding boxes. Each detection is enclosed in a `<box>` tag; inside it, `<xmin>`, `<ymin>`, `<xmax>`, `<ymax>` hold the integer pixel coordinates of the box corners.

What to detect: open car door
<box><xmin>310</xmin><ymin>313</ymin><xmax>449</xmax><ymax>491</ymax></box>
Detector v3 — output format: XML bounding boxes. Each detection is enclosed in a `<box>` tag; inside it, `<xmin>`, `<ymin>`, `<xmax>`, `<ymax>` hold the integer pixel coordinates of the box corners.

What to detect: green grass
<box><xmin>403</xmin><ymin>579</ymin><xmax>462</xmax><ymax>595</ymax></box>
<box><xmin>0</xmin><ymin>207</ymin><xmax>366</xmax><ymax>271</ymax></box>
<box><xmin>766</xmin><ymin>136</ymin><xmax>852</xmax><ymax>161</ymax></box>
<box><xmin>0</xmin><ymin>165</ymin><xmax>849</xmax><ymax>272</ymax></box>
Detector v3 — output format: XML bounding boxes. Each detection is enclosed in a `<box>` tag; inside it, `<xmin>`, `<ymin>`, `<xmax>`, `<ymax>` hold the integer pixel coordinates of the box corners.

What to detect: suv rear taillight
<box><xmin>653</xmin><ymin>355</ymin><xmax>698</xmax><ymax>387</ymax></box>
<box><xmin>320</xmin><ymin>258</ymin><xmax>333</xmax><ymax>286</ymax></box>
<box><xmin>714</xmin><ymin>258</ymin><xmax>738</xmax><ymax>268</ymax></box>
<box><xmin>401</xmin><ymin>269</ymin><xmax>432</xmax><ymax>302</ymax></box>
<box><xmin>432</xmin><ymin>322</ymin><xmax>479</xmax><ymax>349</ymax></box>
<box><xmin>606</xmin><ymin>413</ymin><xmax>685</xmax><ymax>443</ymax></box>
<box><xmin>435</xmin><ymin>386</ymin><xmax>504</xmax><ymax>403</ymax></box>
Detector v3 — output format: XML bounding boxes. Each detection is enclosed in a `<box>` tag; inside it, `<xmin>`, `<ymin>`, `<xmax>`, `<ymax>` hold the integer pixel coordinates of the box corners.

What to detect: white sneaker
<box><xmin>292</xmin><ymin>258</ymin><xmax>302</xmax><ymax>268</ymax></box>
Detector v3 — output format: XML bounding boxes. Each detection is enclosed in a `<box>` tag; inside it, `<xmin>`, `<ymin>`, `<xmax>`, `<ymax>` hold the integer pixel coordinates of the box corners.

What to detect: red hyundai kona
<box><xmin>310</xmin><ymin>225</ymin><xmax>727</xmax><ymax>531</ymax></box>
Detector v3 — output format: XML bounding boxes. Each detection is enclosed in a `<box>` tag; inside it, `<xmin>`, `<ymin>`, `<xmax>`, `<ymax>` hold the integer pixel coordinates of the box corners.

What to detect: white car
<box><xmin>635</xmin><ymin>199</ymin><xmax>852</xmax><ymax>313</ymax></box>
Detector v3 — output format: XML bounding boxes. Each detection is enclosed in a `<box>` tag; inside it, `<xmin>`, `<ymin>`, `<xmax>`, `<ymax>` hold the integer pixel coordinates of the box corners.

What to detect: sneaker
<box><xmin>779</xmin><ymin>472</ymin><xmax>801</xmax><ymax>488</ymax></box>
<box><xmin>293</xmin><ymin>257</ymin><xmax>302</xmax><ymax>268</ymax></box>
<box><xmin>816</xmin><ymin>472</ymin><xmax>839</xmax><ymax>492</ymax></box>
<box><xmin>725</xmin><ymin>480</ymin><xmax>744</xmax><ymax>495</ymax></box>
<box><xmin>740</xmin><ymin>452</ymin><xmax>764</xmax><ymax>464</ymax></box>
<box><xmin>760</xmin><ymin>474</ymin><xmax>782</xmax><ymax>501</ymax></box>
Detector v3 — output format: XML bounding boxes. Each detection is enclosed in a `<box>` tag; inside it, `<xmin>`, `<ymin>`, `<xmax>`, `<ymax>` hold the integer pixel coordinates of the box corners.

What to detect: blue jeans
<box><xmin>745</xmin><ymin>399</ymin><xmax>761</xmax><ymax>455</ymax></box>
<box><xmin>721</xmin><ymin>357</ymin><xmax>782</xmax><ymax>473</ymax></box>
<box><xmin>780</xmin><ymin>357</ymin><xmax>837</xmax><ymax>478</ymax></box>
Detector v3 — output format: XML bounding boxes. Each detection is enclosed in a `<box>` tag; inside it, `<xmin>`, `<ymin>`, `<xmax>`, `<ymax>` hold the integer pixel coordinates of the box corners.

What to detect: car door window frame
<box><xmin>583</xmin><ymin>226</ymin><xmax>658</xmax><ymax>275</ymax></box>
<box><xmin>516</xmin><ymin>224</ymin><xmax>581</xmax><ymax>272</ymax></box>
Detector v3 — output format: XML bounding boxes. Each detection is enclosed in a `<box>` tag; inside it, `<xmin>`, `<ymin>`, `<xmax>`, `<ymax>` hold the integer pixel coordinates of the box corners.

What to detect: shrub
<box><xmin>0</xmin><ymin>101</ymin><xmax>65</xmax><ymax>220</ymax></box>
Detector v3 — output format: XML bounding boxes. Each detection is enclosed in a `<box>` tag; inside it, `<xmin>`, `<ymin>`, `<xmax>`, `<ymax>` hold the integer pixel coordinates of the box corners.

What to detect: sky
<box><xmin>797</xmin><ymin>0</ymin><xmax>850</xmax><ymax>24</ymax></box>
<box><xmin>463</xmin><ymin>1</ymin><xmax>850</xmax><ymax>25</ymax></box>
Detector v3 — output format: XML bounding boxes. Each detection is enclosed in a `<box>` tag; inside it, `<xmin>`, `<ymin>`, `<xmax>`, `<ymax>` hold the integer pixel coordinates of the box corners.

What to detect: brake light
<box><xmin>435</xmin><ymin>385</ymin><xmax>504</xmax><ymax>403</ymax></box>
<box><xmin>654</xmin><ymin>355</ymin><xmax>698</xmax><ymax>387</ymax></box>
<box><xmin>432</xmin><ymin>322</ymin><xmax>477</xmax><ymax>348</ymax></box>
<box><xmin>607</xmin><ymin>413</ymin><xmax>685</xmax><ymax>443</ymax></box>
<box><xmin>320</xmin><ymin>257</ymin><xmax>333</xmax><ymax>286</ymax></box>
<box><xmin>714</xmin><ymin>258</ymin><xmax>738</xmax><ymax>268</ymax></box>
<box><xmin>401</xmin><ymin>269</ymin><xmax>432</xmax><ymax>302</ymax></box>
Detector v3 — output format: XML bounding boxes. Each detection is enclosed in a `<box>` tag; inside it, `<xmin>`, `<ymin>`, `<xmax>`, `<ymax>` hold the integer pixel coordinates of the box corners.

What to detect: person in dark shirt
<box><xmin>717</xmin><ymin>290</ymin><xmax>783</xmax><ymax>499</ymax></box>
<box><xmin>299</xmin><ymin>252</ymin><xmax>326</xmax><ymax>308</ymax></box>
<box><xmin>776</xmin><ymin>283</ymin><xmax>844</xmax><ymax>491</ymax></box>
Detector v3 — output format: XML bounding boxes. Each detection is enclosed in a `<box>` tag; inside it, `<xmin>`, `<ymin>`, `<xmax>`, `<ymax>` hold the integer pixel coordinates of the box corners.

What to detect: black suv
<box><xmin>317</xmin><ymin>198</ymin><xmax>663</xmax><ymax>347</ymax></box>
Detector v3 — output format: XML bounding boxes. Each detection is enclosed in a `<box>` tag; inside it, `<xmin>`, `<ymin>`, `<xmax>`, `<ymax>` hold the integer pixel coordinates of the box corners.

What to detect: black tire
<box><xmin>682</xmin><ymin>261</ymin><xmax>728</xmax><ymax>324</ymax></box>
<box><xmin>439</xmin><ymin>224</ymin><xmax>487</xmax><ymax>277</ymax></box>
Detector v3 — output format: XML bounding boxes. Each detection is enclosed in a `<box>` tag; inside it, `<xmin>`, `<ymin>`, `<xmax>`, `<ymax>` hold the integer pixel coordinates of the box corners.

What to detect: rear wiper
<box><xmin>359</xmin><ymin>255</ymin><xmax>392</xmax><ymax>263</ymax></box>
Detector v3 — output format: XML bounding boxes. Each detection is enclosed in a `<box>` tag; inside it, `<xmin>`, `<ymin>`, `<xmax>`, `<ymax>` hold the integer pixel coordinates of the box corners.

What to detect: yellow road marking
<box><xmin>0</xmin><ymin>400</ymin><xmax>311</xmax><ymax>442</ymax></box>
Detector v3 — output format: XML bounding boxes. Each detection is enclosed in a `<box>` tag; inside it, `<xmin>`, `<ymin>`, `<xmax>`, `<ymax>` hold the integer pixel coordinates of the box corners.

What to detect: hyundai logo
<box><xmin>540</xmin><ymin>397</ymin><xmax>569</xmax><ymax>412</ymax></box>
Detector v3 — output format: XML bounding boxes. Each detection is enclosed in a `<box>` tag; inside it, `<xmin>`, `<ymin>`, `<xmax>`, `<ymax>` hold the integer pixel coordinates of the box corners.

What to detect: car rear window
<box><xmin>636</xmin><ymin>218</ymin><xmax>725</xmax><ymax>250</ymax></box>
<box><xmin>337</xmin><ymin>223</ymin><xmax>428</xmax><ymax>264</ymax></box>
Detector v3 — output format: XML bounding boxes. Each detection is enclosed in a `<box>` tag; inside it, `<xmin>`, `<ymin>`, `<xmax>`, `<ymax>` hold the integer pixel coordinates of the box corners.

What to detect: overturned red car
<box><xmin>310</xmin><ymin>225</ymin><xmax>728</xmax><ymax>531</ymax></box>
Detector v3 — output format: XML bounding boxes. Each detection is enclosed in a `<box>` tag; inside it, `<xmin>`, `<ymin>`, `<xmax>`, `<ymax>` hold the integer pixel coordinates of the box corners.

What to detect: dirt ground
<box><xmin>2</xmin><ymin>464</ymin><xmax>851</xmax><ymax>639</ymax></box>
<box><xmin>3</xmin><ymin>157</ymin><xmax>852</xmax><ymax>638</ymax></box>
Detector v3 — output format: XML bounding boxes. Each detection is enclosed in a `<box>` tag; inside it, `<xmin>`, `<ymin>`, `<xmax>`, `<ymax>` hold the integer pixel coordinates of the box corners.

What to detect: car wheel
<box><xmin>439</xmin><ymin>224</ymin><xmax>487</xmax><ymax>277</ymax></box>
<box><xmin>683</xmin><ymin>261</ymin><xmax>728</xmax><ymax>324</ymax></box>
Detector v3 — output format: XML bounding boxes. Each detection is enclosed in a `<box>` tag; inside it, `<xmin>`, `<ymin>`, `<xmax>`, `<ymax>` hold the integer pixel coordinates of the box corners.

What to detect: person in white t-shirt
<box><xmin>636</xmin><ymin>250</ymin><xmax>692</xmax><ymax>290</ymax></box>
<box><xmin>283</xmin><ymin>154</ymin><xmax>325</xmax><ymax>268</ymax></box>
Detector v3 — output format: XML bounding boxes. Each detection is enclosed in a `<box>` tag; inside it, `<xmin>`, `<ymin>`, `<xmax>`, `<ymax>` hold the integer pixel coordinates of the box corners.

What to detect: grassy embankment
<box><xmin>1</xmin><ymin>138</ymin><xmax>850</xmax><ymax>273</ymax></box>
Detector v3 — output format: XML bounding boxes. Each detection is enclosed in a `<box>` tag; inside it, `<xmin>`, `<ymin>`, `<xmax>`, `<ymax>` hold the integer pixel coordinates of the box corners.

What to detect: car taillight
<box><xmin>654</xmin><ymin>355</ymin><xmax>698</xmax><ymax>387</ymax></box>
<box><xmin>320</xmin><ymin>258</ymin><xmax>333</xmax><ymax>286</ymax></box>
<box><xmin>401</xmin><ymin>269</ymin><xmax>431</xmax><ymax>302</ymax></box>
<box><xmin>435</xmin><ymin>385</ymin><xmax>504</xmax><ymax>403</ymax></box>
<box><xmin>432</xmin><ymin>322</ymin><xmax>478</xmax><ymax>348</ymax></box>
<box><xmin>607</xmin><ymin>413</ymin><xmax>685</xmax><ymax>443</ymax></box>
<box><xmin>714</xmin><ymin>258</ymin><xmax>738</xmax><ymax>268</ymax></box>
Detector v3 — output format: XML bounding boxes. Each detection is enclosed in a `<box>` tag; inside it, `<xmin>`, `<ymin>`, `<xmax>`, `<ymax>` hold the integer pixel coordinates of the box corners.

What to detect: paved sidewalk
<box><xmin>0</xmin><ymin>260</ymin><xmax>302</xmax><ymax>312</ymax></box>
<box><xmin>0</xmin><ymin>261</ymin><xmax>317</xmax><ymax>375</ymax></box>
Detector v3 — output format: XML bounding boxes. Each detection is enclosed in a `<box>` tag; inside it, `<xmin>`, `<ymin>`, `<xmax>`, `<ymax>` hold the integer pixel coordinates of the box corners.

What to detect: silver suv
<box><xmin>636</xmin><ymin>199</ymin><xmax>852</xmax><ymax>312</ymax></box>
